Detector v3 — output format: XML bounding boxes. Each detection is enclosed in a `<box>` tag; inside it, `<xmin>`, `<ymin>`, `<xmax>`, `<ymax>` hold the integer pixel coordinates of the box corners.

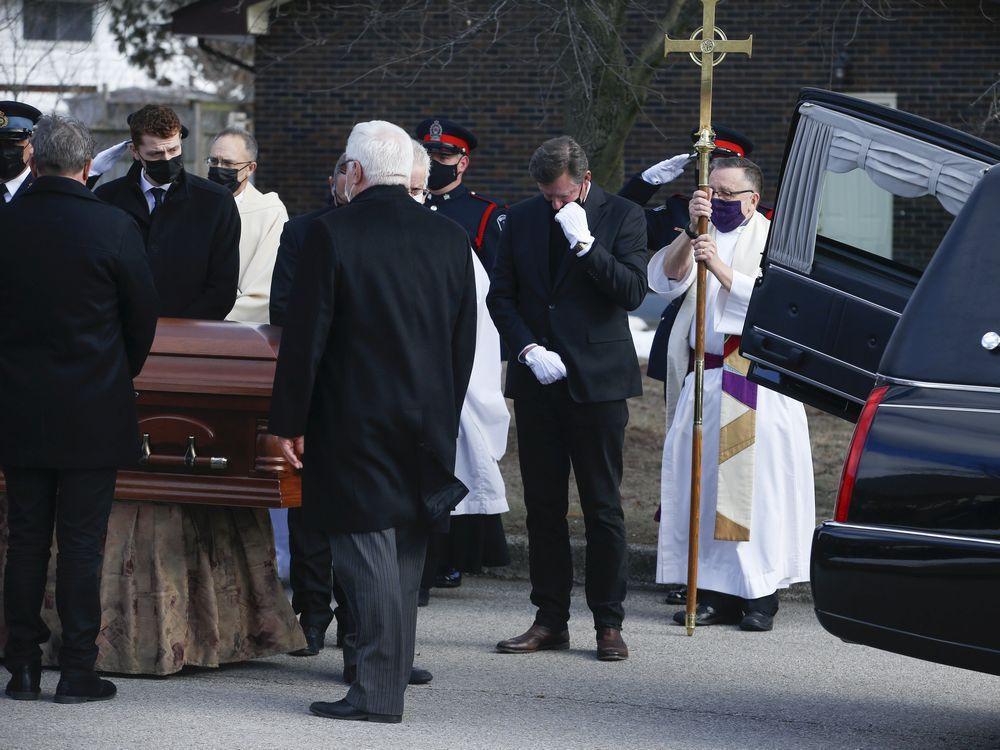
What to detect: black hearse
<box><xmin>741</xmin><ymin>89</ymin><xmax>1000</xmax><ymax>674</ymax></box>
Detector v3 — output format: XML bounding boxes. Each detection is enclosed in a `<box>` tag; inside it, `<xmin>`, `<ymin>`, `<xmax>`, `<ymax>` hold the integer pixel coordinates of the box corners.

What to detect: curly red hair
<box><xmin>129</xmin><ymin>105</ymin><xmax>181</xmax><ymax>145</ymax></box>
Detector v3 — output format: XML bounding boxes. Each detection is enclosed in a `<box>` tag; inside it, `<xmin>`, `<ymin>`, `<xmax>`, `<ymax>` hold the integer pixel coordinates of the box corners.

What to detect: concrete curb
<box><xmin>482</xmin><ymin>533</ymin><xmax>814</xmax><ymax>603</ymax></box>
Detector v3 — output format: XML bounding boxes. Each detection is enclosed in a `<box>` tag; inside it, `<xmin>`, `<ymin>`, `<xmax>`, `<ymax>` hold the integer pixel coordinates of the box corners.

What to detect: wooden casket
<box><xmin>0</xmin><ymin>318</ymin><xmax>300</xmax><ymax>508</ymax></box>
<box><xmin>109</xmin><ymin>317</ymin><xmax>300</xmax><ymax>509</ymax></box>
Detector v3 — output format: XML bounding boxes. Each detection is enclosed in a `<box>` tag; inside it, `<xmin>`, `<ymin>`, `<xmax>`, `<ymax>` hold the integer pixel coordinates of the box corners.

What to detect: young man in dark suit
<box><xmin>0</xmin><ymin>115</ymin><xmax>159</xmax><ymax>703</ymax></box>
<box><xmin>94</xmin><ymin>104</ymin><xmax>239</xmax><ymax>320</ymax></box>
<box><xmin>488</xmin><ymin>136</ymin><xmax>647</xmax><ymax>662</ymax></box>
<box><xmin>269</xmin><ymin>121</ymin><xmax>476</xmax><ymax>723</ymax></box>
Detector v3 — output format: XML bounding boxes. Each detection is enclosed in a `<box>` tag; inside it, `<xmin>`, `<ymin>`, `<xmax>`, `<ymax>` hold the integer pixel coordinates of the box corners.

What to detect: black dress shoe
<box><xmin>671</xmin><ymin>603</ymin><xmax>741</xmax><ymax>627</ymax></box>
<box><xmin>417</xmin><ymin>587</ymin><xmax>430</xmax><ymax>607</ymax></box>
<box><xmin>409</xmin><ymin>667</ymin><xmax>433</xmax><ymax>685</ymax></box>
<box><xmin>54</xmin><ymin>673</ymin><xmax>116</xmax><ymax>704</ymax></box>
<box><xmin>343</xmin><ymin>665</ymin><xmax>433</xmax><ymax>686</ymax></box>
<box><xmin>5</xmin><ymin>662</ymin><xmax>41</xmax><ymax>701</ymax></box>
<box><xmin>290</xmin><ymin>625</ymin><xmax>326</xmax><ymax>656</ymax></box>
<box><xmin>433</xmin><ymin>569</ymin><xmax>462</xmax><ymax>588</ymax></box>
<box><xmin>739</xmin><ymin>611</ymin><xmax>775</xmax><ymax>632</ymax></box>
<box><xmin>310</xmin><ymin>697</ymin><xmax>401</xmax><ymax>723</ymax></box>
<box><xmin>663</xmin><ymin>586</ymin><xmax>687</xmax><ymax>606</ymax></box>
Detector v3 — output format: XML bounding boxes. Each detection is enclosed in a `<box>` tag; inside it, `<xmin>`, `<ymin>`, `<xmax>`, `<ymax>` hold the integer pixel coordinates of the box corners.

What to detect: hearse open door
<box><xmin>741</xmin><ymin>89</ymin><xmax>999</xmax><ymax>421</ymax></box>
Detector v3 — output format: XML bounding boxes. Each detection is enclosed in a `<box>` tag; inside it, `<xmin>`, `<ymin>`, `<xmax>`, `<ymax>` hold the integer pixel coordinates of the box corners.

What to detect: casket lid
<box><xmin>135</xmin><ymin>318</ymin><xmax>281</xmax><ymax>397</ymax></box>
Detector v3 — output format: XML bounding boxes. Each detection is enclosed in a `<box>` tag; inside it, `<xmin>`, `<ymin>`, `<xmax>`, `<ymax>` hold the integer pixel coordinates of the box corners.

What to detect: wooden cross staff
<box><xmin>664</xmin><ymin>1</ymin><xmax>752</xmax><ymax>637</ymax></box>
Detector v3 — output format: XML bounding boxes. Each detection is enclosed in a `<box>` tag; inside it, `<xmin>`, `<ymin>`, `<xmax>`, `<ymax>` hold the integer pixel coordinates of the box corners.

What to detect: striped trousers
<box><xmin>328</xmin><ymin>523</ymin><xmax>428</xmax><ymax>716</ymax></box>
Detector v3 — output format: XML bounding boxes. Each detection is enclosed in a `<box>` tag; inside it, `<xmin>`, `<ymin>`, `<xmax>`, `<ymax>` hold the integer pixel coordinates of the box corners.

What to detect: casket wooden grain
<box><xmin>109</xmin><ymin>317</ymin><xmax>301</xmax><ymax>508</ymax></box>
<box><xmin>0</xmin><ymin>318</ymin><xmax>302</xmax><ymax>508</ymax></box>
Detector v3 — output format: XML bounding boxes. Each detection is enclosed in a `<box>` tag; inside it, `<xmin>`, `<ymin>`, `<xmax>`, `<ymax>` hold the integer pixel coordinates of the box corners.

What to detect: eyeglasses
<box><xmin>205</xmin><ymin>157</ymin><xmax>253</xmax><ymax>169</ymax></box>
<box><xmin>409</xmin><ymin>187</ymin><xmax>430</xmax><ymax>199</ymax></box>
<box><xmin>713</xmin><ymin>188</ymin><xmax>756</xmax><ymax>201</ymax></box>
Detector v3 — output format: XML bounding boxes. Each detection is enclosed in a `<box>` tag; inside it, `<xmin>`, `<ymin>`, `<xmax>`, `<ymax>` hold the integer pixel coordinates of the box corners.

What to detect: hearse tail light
<box><xmin>835</xmin><ymin>385</ymin><xmax>889</xmax><ymax>523</ymax></box>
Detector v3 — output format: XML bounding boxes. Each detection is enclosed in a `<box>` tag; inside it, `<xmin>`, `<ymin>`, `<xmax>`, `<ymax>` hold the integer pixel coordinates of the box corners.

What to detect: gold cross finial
<box><xmin>664</xmin><ymin>0</ymin><xmax>752</xmax><ymax>133</ymax></box>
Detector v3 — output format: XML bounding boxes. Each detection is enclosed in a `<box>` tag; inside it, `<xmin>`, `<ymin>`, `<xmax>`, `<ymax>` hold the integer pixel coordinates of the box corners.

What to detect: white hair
<box><xmin>410</xmin><ymin>138</ymin><xmax>430</xmax><ymax>188</ymax></box>
<box><xmin>344</xmin><ymin>120</ymin><xmax>412</xmax><ymax>187</ymax></box>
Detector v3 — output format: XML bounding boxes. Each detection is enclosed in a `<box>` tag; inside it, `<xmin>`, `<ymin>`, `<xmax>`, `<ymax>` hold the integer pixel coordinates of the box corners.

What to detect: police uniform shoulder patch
<box><xmin>0</xmin><ymin>111</ymin><xmax>7</xmax><ymax>129</ymax></box>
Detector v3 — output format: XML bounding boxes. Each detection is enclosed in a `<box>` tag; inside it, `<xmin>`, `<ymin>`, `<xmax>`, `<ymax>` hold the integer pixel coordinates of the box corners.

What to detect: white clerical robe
<box><xmin>453</xmin><ymin>251</ymin><xmax>509</xmax><ymax>516</ymax></box>
<box><xmin>226</xmin><ymin>182</ymin><xmax>289</xmax><ymax>325</ymax></box>
<box><xmin>648</xmin><ymin>212</ymin><xmax>815</xmax><ymax>599</ymax></box>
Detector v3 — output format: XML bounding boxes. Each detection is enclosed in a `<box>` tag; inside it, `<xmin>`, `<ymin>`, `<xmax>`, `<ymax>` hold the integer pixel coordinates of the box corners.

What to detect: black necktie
<box><xmin>1</xmin><ymin>183</ymin><xmax>9</xmax><ymax>204</ymax></box>
<box><xmin>150</xmin><ymin>187</ymin><xmax>166</xmax><ymax>215</ymax></box>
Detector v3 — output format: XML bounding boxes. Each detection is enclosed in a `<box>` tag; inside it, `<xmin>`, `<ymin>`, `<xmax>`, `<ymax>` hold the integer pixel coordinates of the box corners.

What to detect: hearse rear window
<box><xmin>768</xmin><ymin>103</ymin><xmax>991</xmax><ymax>274</ymax></box>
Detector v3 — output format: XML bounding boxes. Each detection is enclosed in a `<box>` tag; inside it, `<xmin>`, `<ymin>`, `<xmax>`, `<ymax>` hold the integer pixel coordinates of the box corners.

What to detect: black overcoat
<box><xmin>487</xmin><ymin>184</ymin><xmax>647</xmax><ymax>403</ymax></box>
<box><xmin>268</xmin><ymin>205</ymin><xmax>334</xmax><ymax>327</ymax></box>
<box><xmin>0</xmin><ymin>176</ymin><xmax>159</xmax><ymax>468</ymax></box>
<box><xmin>268</xmin><ymin>185</ymin><xmax>477</xmax><ymax>534</ymax></box>
<box><xmin>95</xmin><ymin>162</ymin><xmax>239</xmax><ymax>320</ymax></box>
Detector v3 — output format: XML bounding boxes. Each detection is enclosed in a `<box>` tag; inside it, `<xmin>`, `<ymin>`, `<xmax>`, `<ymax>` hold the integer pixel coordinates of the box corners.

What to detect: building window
<box><xmin>23</xmin><ymin>1</ymin><xmax>94</xmax><ymax>43</ymax></box>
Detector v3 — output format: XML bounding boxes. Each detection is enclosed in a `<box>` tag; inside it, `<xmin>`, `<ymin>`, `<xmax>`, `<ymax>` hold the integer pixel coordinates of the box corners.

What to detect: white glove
<box><xmin>524</xmin><ymin>346</ymin><xmax>567</xmax><ymax>385</ymax></box>
<box><xmin>554</xmin><ymin>201</ymin><xmax>594</xmax><ymax>252</ymax></box>
<box><xmin>641</xmin><ymin>153</ymin><xmax>692</xmax><ymax>185</ymax></box>
<box><xmin>91</xmin><ymin>139</ymin><xmax>130</xmax><ymax>176</ymax></box>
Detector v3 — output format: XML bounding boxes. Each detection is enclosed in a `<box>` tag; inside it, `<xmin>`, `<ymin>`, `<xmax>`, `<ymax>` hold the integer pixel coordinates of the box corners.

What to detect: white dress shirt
<box><xmin>1</xmin><ymin>166</ymin><xmax>30</xmax><ymax>203</ymax></box>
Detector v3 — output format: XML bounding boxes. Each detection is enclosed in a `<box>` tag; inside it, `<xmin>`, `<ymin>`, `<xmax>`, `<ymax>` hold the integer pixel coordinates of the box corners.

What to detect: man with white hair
<box><xmin>270</xmin><ymin>121</ymin><xmax>477</xmax><ymax>723</ymax></box>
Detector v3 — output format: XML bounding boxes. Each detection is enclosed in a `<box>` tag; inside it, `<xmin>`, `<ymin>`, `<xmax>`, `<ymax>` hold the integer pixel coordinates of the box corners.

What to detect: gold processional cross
<box><xmin>664</xmin><ymin>0</ymin><xmax>752</xmax><ymax>637</ymax></box>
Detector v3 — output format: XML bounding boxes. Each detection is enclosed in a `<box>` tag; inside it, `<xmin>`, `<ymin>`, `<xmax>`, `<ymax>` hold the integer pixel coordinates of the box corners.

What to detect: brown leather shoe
<box><xmin>596</xmin><ymin>628</ymin><xmax>629</xmax><ymax>661</ymax></box>
<box><xmin>496</xmin><ymin>624</ymin><xmax>570</xmax><ymax>654</ymax></box>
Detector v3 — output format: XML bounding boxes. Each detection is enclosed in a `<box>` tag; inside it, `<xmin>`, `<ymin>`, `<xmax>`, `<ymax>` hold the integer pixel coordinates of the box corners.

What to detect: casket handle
<box><xmin>138</xmin><ymin>433</ymin><xmax>229</xmax><ymax>471</ymax></box>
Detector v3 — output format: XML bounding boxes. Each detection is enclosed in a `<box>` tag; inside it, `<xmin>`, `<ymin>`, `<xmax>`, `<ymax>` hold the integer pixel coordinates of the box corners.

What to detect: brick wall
<box><xmin>255</xmin><ymin>0</ymin><xmax>999</xmax><ymax>267</ymax></box>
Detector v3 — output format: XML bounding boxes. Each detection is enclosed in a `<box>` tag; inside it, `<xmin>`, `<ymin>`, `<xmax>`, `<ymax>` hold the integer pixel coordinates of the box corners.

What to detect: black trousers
<box><xmin>3</xmin><ymin>466</ymin><xmax>116</xmax><ymax>674</ymax></box>
<box><xmin>514</xmin><ymin>385</ymin><xmax>629</xmax><ymax>631</ymax></box>
<box><xmin>287</xmin><ymin>506</ymin><xmax>352</xmax><ymax>633</ymax></box>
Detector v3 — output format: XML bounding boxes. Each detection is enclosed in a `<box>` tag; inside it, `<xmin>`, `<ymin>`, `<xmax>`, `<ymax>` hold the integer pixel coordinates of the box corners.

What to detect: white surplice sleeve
<box><xmin>647</xmin><ymin>238</ymin><xmax>696</xmax><ymax>302</ymax></box>
<box><xmin>714</xmin><ymin>269</ymin><xmax>755</xmax><ymax>336</ymax></box>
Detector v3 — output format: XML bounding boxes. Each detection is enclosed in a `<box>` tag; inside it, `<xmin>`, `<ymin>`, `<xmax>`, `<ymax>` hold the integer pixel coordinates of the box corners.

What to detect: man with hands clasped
<box><xmin>488</xmin><ymin>136</ymin><xmax>647</xmax><ymax>662</ymax></box>
<box><xmin>648</xmin><ymin>158</ymin><xmax>815</xmax><ymax>633</ymax></box>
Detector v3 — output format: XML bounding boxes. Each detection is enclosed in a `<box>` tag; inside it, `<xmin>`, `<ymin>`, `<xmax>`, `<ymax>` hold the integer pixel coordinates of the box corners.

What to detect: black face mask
<box><xmin>0</xmin><ymin>143</ymin><xmax>27</xmax><ymax>181</ymax></box>
<box><xmin>427</xmin><ymin>160</ymin><xmax>459</xmax><ymax>191</ymax></box>
<box><xmin>208</xmin><ymin>165</ymin><xmax>242</xmax><ymax>194</ymax></box>
<box><xmin>142</xmin><ymin>154</ymin><xmax>184</xmax><ymax>185</ymax></box>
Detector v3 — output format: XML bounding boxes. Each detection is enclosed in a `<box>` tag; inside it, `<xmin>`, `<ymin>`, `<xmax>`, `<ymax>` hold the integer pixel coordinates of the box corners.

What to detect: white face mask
<box><xmin>344</xmin><ymin>160</ymin><xmax>360</xmax><ymax>203</ymax></box>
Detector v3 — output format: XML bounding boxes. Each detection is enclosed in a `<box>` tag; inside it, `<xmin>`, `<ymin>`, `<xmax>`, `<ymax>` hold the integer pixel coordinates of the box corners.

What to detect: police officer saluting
<box><xmin>619</xmin><ymin>125</ymin><xmax>757</xmax><ymax>254</ymax></box>
<box><xmin>0</xmin><ymin>101</ymin><xmax>42</xmax><ymax>206</ymax></box>
<box><xmin>415</xmin><ymin>117</ymin><xmax>505</xmax><ymax>273</ymax></box>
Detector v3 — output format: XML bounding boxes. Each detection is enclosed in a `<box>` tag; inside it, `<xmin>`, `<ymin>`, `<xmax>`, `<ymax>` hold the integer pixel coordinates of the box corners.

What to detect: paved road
<box><xmin>4</xmin><ymin>577</ymin><xmax>1000</xmax><ymax>749</ymax></box>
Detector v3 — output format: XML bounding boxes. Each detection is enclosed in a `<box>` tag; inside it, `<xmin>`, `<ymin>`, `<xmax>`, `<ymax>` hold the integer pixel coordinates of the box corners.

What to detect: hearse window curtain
<box><xmin>768</xmin><ymin>112</ymin><xmax>834</xmax><ymax>273</ymax></box>
<box><xmin>767</xmin><ymin>103</ymin><xmax>991</xmax><ymax>273</ymax></box>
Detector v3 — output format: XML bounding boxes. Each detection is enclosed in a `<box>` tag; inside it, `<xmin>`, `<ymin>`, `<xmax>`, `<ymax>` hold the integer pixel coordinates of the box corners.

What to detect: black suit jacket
<box><xmin>269</xmin><ymin>185</ymin><xmax>477</xmax><ymax>534</ymax></box>
<box><xmin>0</xmin><ymin>176</ymin><xmax>159</xmax><ymax>468</ymax></box>
<box><xmin>487</xmin><ymin>184</ymin><xmax>647</xmax><ymax>403</ymax></box>
<box><xmin>95</xmin><ymin>162</ymin><xmax>239</xmax><ymax>320</ymax></box>
<box><xmin>269</xmin><ymin>205</ymin><xmax>334</xmax><ymax>327</ymax></box>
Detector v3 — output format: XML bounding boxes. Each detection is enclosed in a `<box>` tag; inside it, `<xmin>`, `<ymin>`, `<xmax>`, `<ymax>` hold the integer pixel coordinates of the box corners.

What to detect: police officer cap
<box><xmin>690</xmin><ymin>125</ymin><xmax>754</xmax><ymax>158</ymax></box>
<box><xmin>126</xmin><ymin>109</ymin><xmax>190</xmax><ymax>140</ymax></box>
<box><xmin>415</xmin><ymin>117</ymin><xmax>478</xmax><ymax>155</ymax></box>
<box><xmin>0</xmin><ymin>101</ymin><xmax>42</xmax><ymax>141</ymax></box>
